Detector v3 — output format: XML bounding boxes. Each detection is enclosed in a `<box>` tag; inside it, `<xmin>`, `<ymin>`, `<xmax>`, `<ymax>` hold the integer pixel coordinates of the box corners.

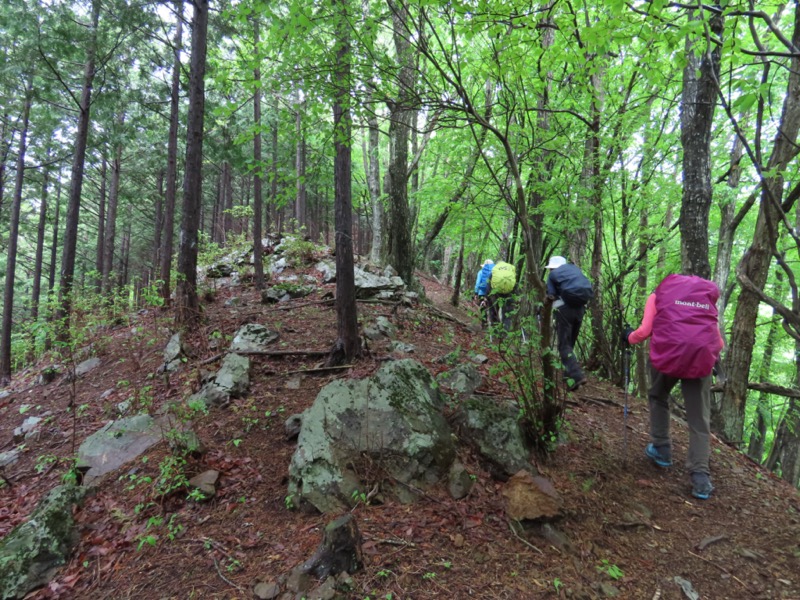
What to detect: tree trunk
<box><xmin>295</xmin><ymin>91</ymin><xmax>306</xmax><ymax>230</ymax></box>
<box><xmin>746</xmin><ymin>305</ymin><xmax>781</xmax><ymax>462</ymax></box>
<box><xmin>713</xmin><ymin>127</ymin><xmax>745</xmax><ymax>323</ymax></box>
<box><xmin>252</xmin><ymin>16</ymin><xmax>265</xmax><ymax>289</ymax></box>
<box><xmin>221</xmin><ymin>160</ymin><xmax>233</xmax><ymax>240</ymax></box>
<box><xmin>31</xmin><ymin>156</ymin><xmax>50</xmax><ymax>322</ymax></box>
<box><xmin>765</xmin><ymin>395</ymin><xmax>800</xmax><ymax>487</ymax></box>
<box><xmin>450</xmin><ymin>210</ymin><xmax>466</xmax><ymax>307</ymax></box>
<box><xmin>56</xmin><ymin>0</ymin><xmax>100</xmax><ymax>335</ymax></box>
<box><xmin>48</xmin><ymin>181</ymin><xmax>61</xmax><ymax>298</ymax></box>
<box><xmin>95</xmin><ymin>157</ymin><xmax>107</xmax><ymax>291</ymax></box>
<box><xmin>160</xmin><ymin>0</ymin><xmax>183</xmax><ymax>305</ymax></box>
<box><xmin>327</xmin><ymin>0</ymin><xmax>361</xmax><ymax>366</ymax></box>
<box><xmin>367</xmin><ymin>113</ymin><xmax>382</xmax><ymax>263</ymax></box>
<box><xmin>153</xmin><ymin>169</ymin><xmax>165</xmax><ymax>283</ymax></box>
<box><xmin>175</xmin><ymin>0</ymin><xmax>209</xmax><ymax>328</ymax></box>
<box><xmin>719</xmin><ymin>6</ymin><xmax>800</xmax><ymax>445</ymax></box>
<box><xmin>0</xmin><ymin>77</ymin><xmax>33</xmax><ymax>383</ymax></box>
<box><xmin>386</xmin><ymin>0</ymin><xmax>416</xmax><ymax>286</ymax></box>
<box><xmin>102</xmin><ymin>125</ymin><xmax>124</xmax><ymax>295</ymax></box>
<box><xmin>270</xmin><ymin>91</ymin><xmax>279</xmax><ymax>234</ymax></box>
<box><xmin>679</xmin><ymin>8</ymin><xmax>722</xmax><ymax>279</ymax></box>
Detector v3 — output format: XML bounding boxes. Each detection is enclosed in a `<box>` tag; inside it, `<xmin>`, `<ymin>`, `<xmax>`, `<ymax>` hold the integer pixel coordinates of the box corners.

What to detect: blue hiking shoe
<box><xmin>691</xmin><ymin>472</ymin><xmax>714</xmax><ymax>500</ymax></box>
<box><xmin>645</xmin><ymin>443</ymin><xmax>673</xmax><ymax>467</ymax></box>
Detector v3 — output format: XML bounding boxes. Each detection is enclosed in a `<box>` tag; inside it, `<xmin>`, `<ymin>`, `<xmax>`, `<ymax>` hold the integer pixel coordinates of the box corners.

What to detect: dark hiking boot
<box><xmin>645</xmin><ymin>443</ymin><xmax>673</xmax><ymax>467</ymax></box>
<box><xmin>691</xmin><ymin>472</ymin><xmax>714</xmax><ymax>500</ymax></box>
<box><xmin>568</xmin><ymin>377</ymin><xmax>587</xmax><ymax>392</ymax></box>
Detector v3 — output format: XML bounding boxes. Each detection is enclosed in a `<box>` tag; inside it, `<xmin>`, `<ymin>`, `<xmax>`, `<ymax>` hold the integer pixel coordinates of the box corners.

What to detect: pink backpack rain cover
<box><xmin>650</xmin><ymin>274</ymin><xmax>723</xmax><ymax>379</ymax></box>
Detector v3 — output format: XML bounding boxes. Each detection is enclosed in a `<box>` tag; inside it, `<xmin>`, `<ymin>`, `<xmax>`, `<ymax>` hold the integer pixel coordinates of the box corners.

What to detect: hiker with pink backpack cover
<box><xmin>625</xmin><ymin>274</ymin><xmax>724</xmax><ymax>500</ymax></box>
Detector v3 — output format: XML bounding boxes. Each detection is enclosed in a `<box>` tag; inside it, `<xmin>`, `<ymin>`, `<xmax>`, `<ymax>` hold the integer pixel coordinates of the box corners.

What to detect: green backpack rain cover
<box><xmin>490</xmin><ymin>261</ymin><xmax>516</xmax><ymax>294</ymax></box>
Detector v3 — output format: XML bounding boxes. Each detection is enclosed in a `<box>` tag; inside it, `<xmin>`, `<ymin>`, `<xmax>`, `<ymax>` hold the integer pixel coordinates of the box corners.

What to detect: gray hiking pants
<box><xmin>555</xmin><ymin>304</ymin><xmax>585</xmax><ymax>384</ymax></box>
<box><xmin>648</xmin><ymin>365</ymin><xmax>711</xmax><ymax>475</ymax></box>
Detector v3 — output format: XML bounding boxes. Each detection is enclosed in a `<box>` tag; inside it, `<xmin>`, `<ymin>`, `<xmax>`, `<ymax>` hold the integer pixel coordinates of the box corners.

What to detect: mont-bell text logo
<box><xmin>674</xmin><ymin>299</ymin><xmax>710</xmax><ymax>310</ymax></box>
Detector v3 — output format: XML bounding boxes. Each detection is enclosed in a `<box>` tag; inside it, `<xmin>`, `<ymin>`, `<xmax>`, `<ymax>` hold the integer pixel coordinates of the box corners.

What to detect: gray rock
<box><xmin>353</xmin><ymin>267</ymin><xmax>402</xmax><ymax>299</ymax></box>
<box><xmin>285</xmin><ymin>377</ymin><xmax>302</xmax><ymax>390</ymax></box>
<box><xmin>0</xmin><ymin>390</ymin><xmax>10</xmax><ymax>401</ymax></box>
<box><xmin>285</xmin><ymin>414</ymin><xmax>303</xmax><ymax>440</ymax></box>
<box><xmin>261</xmin><ymin>288</ymin><xmax>290</xmax><ymax>304</ymax></box>
<box><xmin>0</xmin><ymin>485</ymin><xmax>86</xmax><ymax>600</ymax></box>
<box><xmin>288</xmin><ymin>359</ymin><xmax>455</xmax><ymax>513</ymax></box>
<box><xmin>188</xmin><ymin>470</ymin><xmax>219</xmax><ymax>499</ymax></box>
<box><xmin>271</xmin><ymin>257</ymin><xmax>288</xmax><ymax>274</ymax></box>
<box><xmin>447</xmin><ymin>460</ymin><xmax>474</xmax><ymax>500</ymax></box>
<box><xmin>224</xmin><ymin>296</ymin><xmax>241</xmax><ymax>307</ymax></box>
<box><xmin>13</xmin><ymin>417</ymin><xmax>42</xmax><ymax>442</ymax></box>
<box><xmin>76</xmin><ymin>415</ymin><xmax>163</xmax><ymax>485</ymax></box>
<box><xmin>470</xmin><ymin>354</ymin><xmax>489</xmax><ymax>364</ymax></box>
<box><xmin>0</xmin><ymin>449</ymin><xmax>20</xmax><ymax>468</ymax></box>
<box><xmin>374</xmin><ymin>316</ymin><xmax>396</xmax><ymax>338</ymax></box>
<box><xmin>389</xmin><ymin>341</ymin><xmax>416</xmax><ymax>354</ymax></box>
<box><xmin>163</xmin><ymin>332</ymin><xmax>183</xmax><ymax>365</ymax></box>
<box><xmin>230</xmin><ymin>324</ymin><xmax>279</xmax><ymax>353</ymax></box>
<box><xmin>285</xmin><ymin>565</ymin><xmax>313</xmax><ymax>593</ymax></box>
<box><xmin>453</xmin><ymin>397</ymin><xmax>533</xmax><ymax>480</ymax></box>
<box><xmin>187</xmin><ymin>384</ymin><xmax>228</xmax><ymax>409</ymax></box>
<box><xmin>437</xmin><ymin>364</ymin><xmax>482</xmax><ymax>397</ymax></box>
<box><xmin>215</xmin><ymin>353</ymin><xmax>250</xmax><ymax>398</ymax></box>
<box><xmin>254</xmin><ymin>581</ymin><xmax>281</xmax><ymax>600</ymax></box>
<box><xmin>315</xmin><ymin>261</ymin><xmax>337</xmax><ymax>284</ymax></box>
<box><xmin>74</xmin><ymin>357</ymin><xmax>101</xmax><ymax>378</ymax></box>
<box><xmin>206</xmin><ymin>261</ymin><xmax>234</xmax><ymax>278</ymax></box>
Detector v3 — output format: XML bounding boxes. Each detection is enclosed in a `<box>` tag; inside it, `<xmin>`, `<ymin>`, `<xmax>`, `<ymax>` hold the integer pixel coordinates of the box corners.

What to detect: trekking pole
<box><xmin>623</xmin><ymin>330</ymin><xmax>632</xmax><ymax>466</ymax></box>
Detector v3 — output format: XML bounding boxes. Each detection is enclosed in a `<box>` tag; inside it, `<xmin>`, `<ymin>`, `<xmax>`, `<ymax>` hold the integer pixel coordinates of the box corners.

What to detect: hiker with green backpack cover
<box><xmin>624</xmin><ymin>274</ymin><xmax>724</xmax><ymax>500</ymax></box>
<box><xmin>486</xmin><ymin>260</ymin><xmax>517</xmax><ymax>330</ymax></box>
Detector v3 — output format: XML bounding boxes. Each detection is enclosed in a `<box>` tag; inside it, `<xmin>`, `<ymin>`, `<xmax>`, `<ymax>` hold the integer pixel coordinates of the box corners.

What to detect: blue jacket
<box><xmin>475</xmin><ymin>263</ymin><xmax>495</xmax><ymax>296</ymax></box>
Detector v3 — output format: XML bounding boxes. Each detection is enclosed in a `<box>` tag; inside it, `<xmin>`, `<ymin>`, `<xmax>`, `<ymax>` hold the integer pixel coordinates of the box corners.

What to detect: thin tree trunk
<box><xmin>0</xmin><ymin>77</ymin><xmax>33</xmax><ymax>383</ymax></box>
<box><xmin>102</xmin><ymin>122</ymin><xmax>124</xmax><ymax>295</ymax></box>
<box><xmin>95</xmin><ymin>157</ymin><xmax>107</xmax><ymax>291</ymax></box>
<box><xmin>270</xmin><ymin>91</ymin><xmax>279</xmax><ymax>234</ymax></box>
<box><xmin>32</xmin><ymin>155</ymin><xmax>50</xmax><ymax>322</ymax></box>
<box><xmin>153</xmin><ymin>169</ymin><xmax>164</xmax><ymax>281</ymax></box>
<box><xmin>252</xmin><ymin>15</ymin><xmax>265</xmax><ymax>289</ymax></box>
<box><xmin>48</xmin><ymin>181</ymin><xmax>61</xmax><ymax>298</ymax></box>
<box><xmin>746</xmin><ymin>301</ymin><xmax>781</xmax><ymax>462</ymax></box>
<box><xmin>160</xmin><ymin>0</ymin><xmax>183</xmax><ymax>305</ymax></box>
<box><xmin>56</xmin><ymin>0</ymin><xmax>101</xmax><ymax>335</ymax></box>
<box><xmin>328</xmin><ymin>0</ymin><xmax>361</xmax><ymax>366</ymax></box>
<box><xmin>295</xmin><ymin>91</ymin><xmax>306</xmax><ymax>230</ymax></box>
<box><xmin>175</xmin><ymin>0</ymin><xmax>209</xmax><ymax>328</ymax></box>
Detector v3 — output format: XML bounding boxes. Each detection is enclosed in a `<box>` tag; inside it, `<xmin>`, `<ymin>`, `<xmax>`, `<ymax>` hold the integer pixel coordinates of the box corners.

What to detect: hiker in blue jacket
<box><xmin>474</xmin><ymin>260</ymin><xmax>494</xmax><ymax>323</ymax></box>
<box><xmin>545</xmin><ymin>256</ymin><xmax>594</xmax><ymax>391</ymax></box>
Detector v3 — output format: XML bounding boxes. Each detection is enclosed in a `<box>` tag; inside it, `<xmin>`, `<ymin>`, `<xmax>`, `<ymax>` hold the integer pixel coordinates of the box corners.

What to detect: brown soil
<box><xmin>1</xmin><ymin>265</ymin><xmax>799</xmax><ymax>600</ymax></box>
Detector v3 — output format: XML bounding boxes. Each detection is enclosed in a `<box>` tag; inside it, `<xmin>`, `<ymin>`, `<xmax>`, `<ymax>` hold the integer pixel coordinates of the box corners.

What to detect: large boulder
<box><xmin>230</xmin><ymin>324</ymin><xmax>279</xmax><ymax>353</ymax></box>
<box><xmin>0</xmin><ymin>485</ymin><xmax>86</xmax><ymax>599</ymax></box>
<box><xmin>288</xmin><ymin>360</ymin><xmax>455</xmax><ymax>512</ymax></box>
<box><xmin>452</xmin><ymin>397</ymin><xmax>534</xmax><ymax>480</ymax></box>
<box><xmin>214</xmin><ymin>353</ymin><xmax>250</xmax><ymax>397</ymax></box>
<box><xmin>76</xmin><ymin>414</ymin><xmax>163</xmax><ymax>485</ymax></box>
<box><xmin>187</xmin><ymin>353</ymin><xmax>251</xmax><ymax>409</ymax></box>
